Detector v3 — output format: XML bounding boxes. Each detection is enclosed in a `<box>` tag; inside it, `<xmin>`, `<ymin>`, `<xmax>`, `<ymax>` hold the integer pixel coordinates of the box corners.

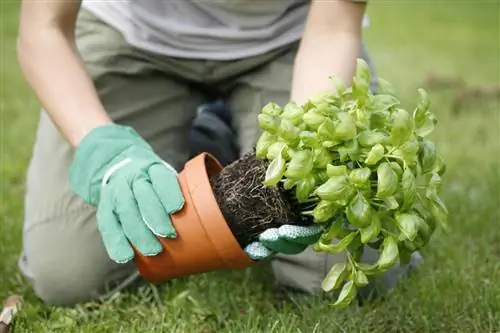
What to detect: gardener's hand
<box><xmin>68</xmin><ymin>124</ymin><xmax>184</xmax><ymax>264</ymax></box>
<box><xmin>244</xmin><ymin>224</ymin><xmax>324</xmax><ymax>260</ymax></box>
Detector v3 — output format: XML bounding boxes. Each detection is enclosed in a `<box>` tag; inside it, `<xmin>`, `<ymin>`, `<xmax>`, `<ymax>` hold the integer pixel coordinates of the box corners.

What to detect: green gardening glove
<box><xmin>68</xmin><ymin>124</ymin><xmax>184</xmax><ymax>264</ymax></box>
<box><xmin>244</xmin><ymin>224</ymin><xmax>324</xmax><ymax>260</ymax></box>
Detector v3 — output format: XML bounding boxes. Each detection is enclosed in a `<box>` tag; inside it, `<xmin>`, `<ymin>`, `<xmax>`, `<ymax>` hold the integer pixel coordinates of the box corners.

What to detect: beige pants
<box><xmin>19</xmin><ymin>9</ymin><xmax>421</xmax><ymax>306</ymax></box>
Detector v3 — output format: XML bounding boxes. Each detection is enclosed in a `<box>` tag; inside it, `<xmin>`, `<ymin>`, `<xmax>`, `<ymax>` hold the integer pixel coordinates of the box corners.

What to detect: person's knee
<box><xmin>28</xmin><ymin>256</ymin><xmax>106</xmax><ymax>306</ymax></box>
<box><xmin>271</xmin><ymin>247</ymin><xmax>339</xmax><ymax>296</ymax></box>
<box><xmin>22</xmin><ymin>211</ymin><xmax>137</xmax><ymax>307</ymax></box>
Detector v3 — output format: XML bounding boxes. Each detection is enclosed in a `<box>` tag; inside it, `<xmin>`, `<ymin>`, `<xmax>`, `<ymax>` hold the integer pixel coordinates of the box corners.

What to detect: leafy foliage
<box><xmin>255</xmin><ymin>59</ymin><xmax>449</xmax><ymax>308</ymax></box>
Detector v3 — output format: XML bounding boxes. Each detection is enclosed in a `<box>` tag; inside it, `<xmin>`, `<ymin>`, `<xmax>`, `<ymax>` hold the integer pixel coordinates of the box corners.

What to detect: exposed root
<box><xmin>210</xmin><ymin>151</ymin><xmax>301</xmax><ymax>248</ymax></box>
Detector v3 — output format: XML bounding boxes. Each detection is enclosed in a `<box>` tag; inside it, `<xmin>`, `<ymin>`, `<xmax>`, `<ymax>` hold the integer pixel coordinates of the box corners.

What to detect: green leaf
<box><xmin>401</xmin><ymin>167</ymin><xmax>417</xmax><ymax>210</ymax></box>
<box><xmin>263</xmin><ymin>150</ymin><xmax>286</xmax><ymax>186</ymax></box>
<box><xmin>390</xmin><ymin>108</ymin><xmax>413</xmax><ymax>147</ymax></box>
<box><xmin>283</xmin><ymin>179</ymin><xmax>296</xmax><ymax>190</ymax></box>
<box><xmin>376</xmin><ymin>162</ymin><xmax>398</xmax><ymax>198</ymax></box>
<box><xmin>321</xmin><ymin>217</ymin><xmax>345</xmax><ymax>241</ymax></box>
<box><xmin>313</xmin><ymin>147</ymin><xmax>334</xmax><ymax>168</ymax></box>
<box><xmin>303</xmin><ymin>109</ymin><xmax>326</xmax><ymax>130</ymax></box>
<box><xmin>390</xmin><ymin>162</ymin><xmax>403</xmax><ymax>178</ymax></box>
<box><xmin>334</xmin><ymin>186</ymin><xmax>357</xmax><ymax>207</ymax></box>
<box><xmin>281</xmin><ymin>101</ymin><xmax>304</xmax><ymax>125</ymax></box>
<box><xmin>299</xmin><ymin>131</ymin><xmax>320</xmax><ymax>148</ymax></box>
<box><xmin>358</xmin><ymin>130</ymin><xmax>389</xmax><ymax>147</ymax></box>
<box><xmin>278</xmin><ymin>119</ymin><xmax>300</xmax><ymax>145</ymax></box>
<box><xmin>360</xmin><ymin>214</ymin><xmax>381</xmax><ymax>244</ymax></box>
<box><xmin>376</xmin><ymin>236</ymin><xmax>399</xmax><ymax>270</ymax></box>
<box><xmin>357</xmin><ymin>263</ymin><xmax>379</xmax><ymax>275</ymax></box>
<box><xmin>330</xmin><ymin>76</ymin><xmax>347</xmax><ymax>96</ymax></box>
<box><xmin>392</xmin><ymin>139</ymin><xmax>420</xmax><ymax>166</ymax></box>
<box><xmin>429</xmin><ymin>196</ymin><xmax>449</xmax><ymax>232</ymax></box>
<box><xmin>258</xmin><ymin>114</ymin><xmax>280</xmax><ymax>133</ymax></box>
<box><xmin>395</xmin><ymin>213</ymin><xmax>421</xmax><ymax>241</ymax></box>
<box><xmin>430</xmin><ymin>154</ymin><xmax>447</xmax><ymax>177</ymax></box>
<box><xmin>352</xmin><ymin>77</ymin><xmax>370</xmax><ymax>102</ymax></box>
<box><xmin>316</xmin><ymin>231</ymin><xmax>358</xmax><ymax>254</ymax></box>
<box><xmin>321</xmin><ymin>263</ymin><xmax>346</xmax><ymax>292</ymax></box>
<box><xmin>416</xmin><ymin>215</ymin><xmax>432</xmax><ymax>244</ymax></box>
<box><xmin>348</xmin><ymin>167</ymin><xmax>372</xmax><ymax>189</ymax></box>
<box><xmin>370</xmin><ymin>94</ymin><xmax>400</xmax><ymax>111</ymax></box>
<box><xmin>315</xmin><ymin>171</ymin><xmax>330</xmax><ymax>184</ymax></box>
<box><xmin>346</xmin><ymin>192</ymin><xmax>373</xmax><ymax>228</ymax></box>
<box><xmin>326</xmin><ymin>164</ymin><xmax>348</xmax><ymax>177</ymax></box>
<box><xmin>331</xmin><ymin>280</ymin><xmax>357</xmax><ymax>309</ymax></box>
<box><xmin>369</xmin><ymin>110</ymin><xmax>390</xmax><ymax>130</ymax></box>
<box><xmin>365</xmin><ymin>143</ymin><xmax>385</xmax><ymax>165</ymax></box>
<box><xmin>337</xmin><ymin>139</ymin><xmax>361</xmax><ymax>162</ymax></box>
<box><xmin>402</xmin><ymin>239</ymin><xmax>417</xmax><ymax>252</ymax></box>
<box><xmin>266</xmin><ymin>142</ymin><xmax>287</xmax><ymax>160</ymax></box>
<box><xmin>415</xmin><ymin>112</ymin><xmax>437</xmax><ymax>137</ymax></box>
<box><xmin>311</xmin><ymin>92</ymin><xmax>336</xmax><ymax>106</ymax></box>
<box><xmin>354</xmin><ymin>270</ymin><xmax>369</xmax><ymax>287</ymax></box>
<box><xmin>313</xmin><ymin>200</ymin><xmax>338</xmax><ymax>223</ymax></box>
<box><xmin>285</xmin><ymin>149</ymin><xmax>314</xmax><ymax>179</ymax></box>
<box><xmin>413</xmin><ymin>88</ymin><xmax>430</xmax><ymax>128</ymax></box>
<box><xmin>356</xmin><ymin>58</ymin><xmax>372</xmax><ymax>83</ymax></box>
<box><xmin>384</xmin><ymin>196</ymin><xmax>400</xmax><ymax>210</ymax></box>
<box><xmin>348</xmin><ymin>239</ymin><xmax>364</xmax><ymax>258</ymax></box>
<box><xmin>334</xmin><ymin>112</ymin><xmax>357</xmax><ymax>141</ymax></box>
<box><xmin>297</xmin><ymin>122</ymin><xmax>307</xmax><ymax>131</ymax></box>
<box><xmin>427</xmin><ymin>173</ymin><xmax>443</xmax><ymax>195</ymax></box>
<box><xmin>322</xmin><ymin>140</ymin><xmax>341</xmax><ymax>149</ymax></box>
<box><xmin>353</xmin><ymin>58</ymin><xmax>371</xmax><ymax>96</ymax></box>
<box><xmin>376</xmin><ymin>77</ymin><xmax>397</xmax><ymax>96</ymax></box>
<box><xmin>255</xmin><ymin>132</ymin><xmax>276</xmax><ymax>159</ymax></box>
<box><xmin>302</xmin><ymin>100</ymin><xmax>315</xmax><ymax>112</ymax></box>
<box><xmin>419</xmin><ymin>140</ymin><xmax>437</xmax><ymax>174</ymax></box>
<box><xmin>318</xmin><ymin>118</ymin><xmax>337</xmax><ymax>141</ymax></box>
<box><xmin>314</xmin><ymin>176</ymin><xmax>349</xmax><ymax>201</ymax></box>
<box><xmin>295</xmin><ymin>176</ymin><xmax>316</xmax><ymax>203</ymax></box>
<box><xmin>261</xmin><ymin>102</ymin><xmax>283</xmax><ymax>117</ymax></box>
<box><xmin>417</xmin><ymin>88</ymin><xmax>430</xmax><ymax>111</ymax></box>
<box><xmin>317</xmin><ymin>102</ymin><xmax>340</xmax><ymax>117</ymax></box>
<box><xmin>398</xmin><ymin>245</ymin><xmax>413</xmax><ymax>265</ymax></box>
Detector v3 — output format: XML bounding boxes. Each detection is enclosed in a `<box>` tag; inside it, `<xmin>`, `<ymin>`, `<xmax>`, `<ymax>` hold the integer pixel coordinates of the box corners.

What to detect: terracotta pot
<box><xmin>134</xmin><ymin>152</ymin><xmax>256</xmax><ymax>283</ymax></box>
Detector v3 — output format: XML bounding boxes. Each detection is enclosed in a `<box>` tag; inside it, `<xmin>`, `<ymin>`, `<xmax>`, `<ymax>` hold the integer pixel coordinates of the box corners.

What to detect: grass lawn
<box><xmin>1</xmin><ymin>1</ymin><xmax>499</xmax><ymax>332</ymax></box>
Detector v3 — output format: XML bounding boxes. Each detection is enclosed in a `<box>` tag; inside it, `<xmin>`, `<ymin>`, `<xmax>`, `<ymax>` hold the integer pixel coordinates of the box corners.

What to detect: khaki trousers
<box><xmin>19</xmin><ymin>9</ymin><xmax>421</xmax><ymax>306</ymax></box>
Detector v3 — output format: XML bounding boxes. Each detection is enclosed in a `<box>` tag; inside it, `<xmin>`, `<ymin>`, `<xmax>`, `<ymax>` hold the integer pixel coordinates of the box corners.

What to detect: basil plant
<box><xmin>255</xmin><ymin>59</ymin><xmax>448</xmax><ymax>308</ymax></box>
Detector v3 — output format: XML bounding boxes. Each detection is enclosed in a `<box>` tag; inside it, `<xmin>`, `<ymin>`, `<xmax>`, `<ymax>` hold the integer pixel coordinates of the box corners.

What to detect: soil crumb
<box><xmin>210</xmin><ymin>151</ymin><xmax>301</xmax><ymax>248</ymax></box>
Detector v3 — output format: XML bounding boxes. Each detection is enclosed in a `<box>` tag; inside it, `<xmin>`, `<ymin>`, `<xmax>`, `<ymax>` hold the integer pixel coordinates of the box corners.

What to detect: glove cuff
<box><xmin>68</xmin><ymin>124</ymin><xmax>152</xmax><ymax>205</ymax></box>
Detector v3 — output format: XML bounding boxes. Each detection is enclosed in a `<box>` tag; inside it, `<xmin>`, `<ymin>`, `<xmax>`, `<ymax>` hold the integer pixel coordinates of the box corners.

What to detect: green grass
<box><xmin>1</xmin><ymin>1</ymin><xmax>499</xmax><ymax>332</ymax></box>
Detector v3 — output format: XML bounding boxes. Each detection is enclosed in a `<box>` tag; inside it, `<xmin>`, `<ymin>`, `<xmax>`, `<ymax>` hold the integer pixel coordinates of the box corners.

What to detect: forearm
<box><xmin>17</xmin><ymin>23</ymin><xmax>112</xmax><ymax>147</ymax></box>
<box><xmin>291</xmin><ymin>31</ymin><xmax>361</xmax><ymax>105</ymax></box>
<box><xmin>290</xmin><ymin>0</ymin><xmax>366</xmax><ymax>105</ymax></box>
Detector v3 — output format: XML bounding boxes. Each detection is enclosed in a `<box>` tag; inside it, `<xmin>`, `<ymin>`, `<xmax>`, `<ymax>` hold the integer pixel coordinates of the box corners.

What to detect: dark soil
<box><xmin>210</xmin><ymin>151</ymin><xmax>307</xmax><ymax>248</ymax></box>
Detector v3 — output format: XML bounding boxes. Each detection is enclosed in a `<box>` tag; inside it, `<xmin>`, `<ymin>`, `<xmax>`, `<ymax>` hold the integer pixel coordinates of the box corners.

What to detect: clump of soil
<box><xmin>210</xmin><ymin>151</ymin><xmax>306</xmax><ymax>248</ymax></box>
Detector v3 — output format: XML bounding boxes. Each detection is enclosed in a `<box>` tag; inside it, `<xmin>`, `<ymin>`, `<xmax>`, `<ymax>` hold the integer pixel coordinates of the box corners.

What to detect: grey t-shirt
<box><xmin>81</xmin><ymin>0</ymin><xmax>368</xmax><ymax>61</ymax></box>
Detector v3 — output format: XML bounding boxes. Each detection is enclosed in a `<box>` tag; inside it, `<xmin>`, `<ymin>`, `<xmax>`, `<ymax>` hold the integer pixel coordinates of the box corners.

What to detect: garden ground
<box><xmin>1</xmin><ymin>1</ymin><xmax>499</xmax><ymax>332</ymax></box>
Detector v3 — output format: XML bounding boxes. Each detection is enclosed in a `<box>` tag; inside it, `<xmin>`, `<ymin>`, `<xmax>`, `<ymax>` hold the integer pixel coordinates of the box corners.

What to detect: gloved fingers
<box><xmin>149</xmin><ymin>163</ymin><xmax>184</xmax><ymax>214</ymax></box>
<box><xmin>97</xmin><ymin>187</ymin><xmax>134</xmax><ymax>264</ymax></box>
<box><xmin>243</xmin><ymin>242</ymin><xmax>274</xmax><ymax>261</ymax></box>
<box><xmin>277</xmin><ymin>224</ymin><xmax>324</xmax><ymax>245</ymax></box>
<box><xmin>258</xmin><ymin>228</ymin><xmax>307</xmax><ymax>254</ymax></box>
<box><xmin>132</xmin><ymin>178</ymin><xmax>176</xmax><ymax>238</ymax></box>
<box><xmin>115</xmin><ymin>180</ymin><xmax>163</xmax><ymax>257</ymax></box>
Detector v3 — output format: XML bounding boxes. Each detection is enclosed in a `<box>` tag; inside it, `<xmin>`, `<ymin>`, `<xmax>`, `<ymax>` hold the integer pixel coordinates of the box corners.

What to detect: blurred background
<box><xmin>1</xmin><ymin>1</ymin><xmax>499</xmax><ymax>332</ymax></box>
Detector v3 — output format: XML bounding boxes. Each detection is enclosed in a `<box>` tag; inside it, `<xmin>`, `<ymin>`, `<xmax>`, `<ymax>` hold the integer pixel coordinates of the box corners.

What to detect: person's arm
<box><xmin>291</xmin><ymin>0</ymin><xmax>367</xmax><ymax>105</ymax></box>
<box><xmin>17</xmin><ymin>1</ymin><xmax>113</xmax><ymax>148</ymax></box>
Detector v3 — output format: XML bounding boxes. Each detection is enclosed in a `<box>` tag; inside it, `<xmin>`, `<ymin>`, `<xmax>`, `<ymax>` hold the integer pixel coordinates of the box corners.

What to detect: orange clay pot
<box><xmin>134</xmin><ymin>152</ymin><xmax>256</xmax><ymax>283</ymax></box>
